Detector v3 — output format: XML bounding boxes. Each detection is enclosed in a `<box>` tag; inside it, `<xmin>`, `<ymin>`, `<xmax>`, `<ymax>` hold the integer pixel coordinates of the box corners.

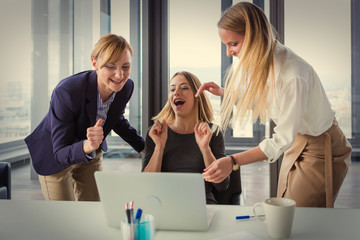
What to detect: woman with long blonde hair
<box><xmin>142</xmin><ymin>71</ymin><xmax>229</xmax><ymax>204</ymax></box>
<box><xmin>198</xmin><ymin>2</ymin><xmax>351</xmax><ymax>207</ymax></box>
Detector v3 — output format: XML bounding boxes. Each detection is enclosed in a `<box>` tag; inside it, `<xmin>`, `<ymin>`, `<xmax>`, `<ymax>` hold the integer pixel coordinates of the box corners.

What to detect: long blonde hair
<box><xmin>218</xmin><ymin>2</ymin><xmax>277</xmax><ymax>131</ymax></box>
<box><xmin>152</xmin><ymin>71</ymin><xmax>214</xmax><ymax>123</ymax></box>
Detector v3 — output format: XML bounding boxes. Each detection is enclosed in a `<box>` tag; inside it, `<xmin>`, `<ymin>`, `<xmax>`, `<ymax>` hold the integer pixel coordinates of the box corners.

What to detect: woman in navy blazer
<box><xmin>25</xmin><ymin>34</ymin><xmax>145</xmax><ymax>201</ymax></box>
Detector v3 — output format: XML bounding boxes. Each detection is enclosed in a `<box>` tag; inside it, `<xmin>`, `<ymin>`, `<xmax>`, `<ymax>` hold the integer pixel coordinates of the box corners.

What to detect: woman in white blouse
<box><xmin>198</xmin><ymin>2</ymin><xmax>352</xmax><ymax>207</ymax></box>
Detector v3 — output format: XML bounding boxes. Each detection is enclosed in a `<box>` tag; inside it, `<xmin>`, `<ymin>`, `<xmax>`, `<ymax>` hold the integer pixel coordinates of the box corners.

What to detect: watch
<box><xmin>229</xmin><ymin>155</ymin><xmax>239</xmax><ymax>171</ymax></box>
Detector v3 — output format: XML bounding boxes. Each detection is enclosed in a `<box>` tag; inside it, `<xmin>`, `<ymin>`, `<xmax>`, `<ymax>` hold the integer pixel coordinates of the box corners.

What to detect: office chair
<box><xmin>212</xmin><ymin>168</ymin><xmax>242</xmax><ymax>205</ymax></box>
<box><xmin>0</xmin><ymin>162</ymin><xmax>11</xmax><ymax>199</ymax></box>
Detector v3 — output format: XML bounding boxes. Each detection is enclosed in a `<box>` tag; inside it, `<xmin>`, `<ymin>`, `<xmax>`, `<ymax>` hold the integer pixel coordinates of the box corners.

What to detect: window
<box><xmin>0</xmin><ymin>1</ymin><xmax>32</xmax><ymax>144</ymax></box>
<box><xmin>285</xmin><ymin>0</ymin><xmax>351</xmax><ymax>137</ymax></box>
<box><xmin>106</xmin><ymin>0</ymin><xmax>143</xmax><ymax>156</ymax></box>
<box><xmin>169</xmin><ymin>0</ymin><xmax>222</xmax><ymax>115</ymax></box>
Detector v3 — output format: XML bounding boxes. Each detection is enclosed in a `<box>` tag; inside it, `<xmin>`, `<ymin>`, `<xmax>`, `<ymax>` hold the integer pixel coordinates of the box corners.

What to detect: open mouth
<box><xmin>174</xmin><ymin>99</ymin><xmax>185</xmax><ymax>108</ymax></box>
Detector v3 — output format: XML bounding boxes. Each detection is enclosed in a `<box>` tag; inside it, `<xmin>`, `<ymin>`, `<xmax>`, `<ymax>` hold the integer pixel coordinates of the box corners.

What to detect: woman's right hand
<box><xmin>83</xmin><ymin>118</ymin><xmax>104</xmax><ymax>154</ymax></box>
<box><xmin>195</xmin><ymin>82</ymin><xmax>224</xmax><ymax>97</ymax></box>
<box><xmin>149</xmin><ymin>120</ymin><xmax>168</xmax><ymax>148</ymax></box>
<box><xmin>202</xmin><ymin>156</ymin><xmax>233</xmax><ymax>183</ymax></box>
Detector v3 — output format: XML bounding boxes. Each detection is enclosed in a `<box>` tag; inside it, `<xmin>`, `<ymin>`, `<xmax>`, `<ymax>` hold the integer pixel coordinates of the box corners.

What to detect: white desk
<box><xmin>0</xmin><ymin>200</ymin><xmax>359</xmax><ymax>240</ymax></box>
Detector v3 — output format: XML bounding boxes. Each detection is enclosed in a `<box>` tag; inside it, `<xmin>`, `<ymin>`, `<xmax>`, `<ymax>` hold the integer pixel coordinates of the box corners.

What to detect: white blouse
<box><xmin>259</xmin><ymin>43</ymin><xmax>335</xmax><ymax>162</ymax></box>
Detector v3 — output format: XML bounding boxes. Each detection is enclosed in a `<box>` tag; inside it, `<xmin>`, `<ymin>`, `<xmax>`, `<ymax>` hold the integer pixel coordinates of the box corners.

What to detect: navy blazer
<box><xmin>25</xmin><ymin>71</ymin><xmax>145</xmax><ymax>175</ymax></box>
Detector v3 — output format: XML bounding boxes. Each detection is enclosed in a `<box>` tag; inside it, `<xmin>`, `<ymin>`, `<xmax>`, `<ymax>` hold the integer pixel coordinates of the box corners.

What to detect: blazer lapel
<box><xmin>102</xmin><ymin>79</ymin><xmax>133</xmax><ymax>135</ymax></box>
<box><xmin>85</xmin><ymin>71</ymin><xmax>98</xmax><ymax>127</ymax></box>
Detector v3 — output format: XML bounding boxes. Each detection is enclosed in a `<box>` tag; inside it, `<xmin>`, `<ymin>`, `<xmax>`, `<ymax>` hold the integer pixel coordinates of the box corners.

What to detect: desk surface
<box><xmin>0</xmin><ymin>200</ymin><xmax>359</xmax><ymax>240</ymax></box>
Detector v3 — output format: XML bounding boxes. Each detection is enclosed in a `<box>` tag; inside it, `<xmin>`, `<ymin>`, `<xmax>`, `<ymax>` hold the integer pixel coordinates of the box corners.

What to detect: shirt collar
<box><xmin>98</xmin><ymin>90</ymin><xmax>116</xmax><ymax>104</ymax></box>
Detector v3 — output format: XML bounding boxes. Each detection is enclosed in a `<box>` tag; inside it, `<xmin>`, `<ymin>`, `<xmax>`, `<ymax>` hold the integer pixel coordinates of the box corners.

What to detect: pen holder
<box><xmin>121</xmin><ymin>214</ymin><xmax>155</xmax><ymax>240</ymax></box>
<box><xmin>136</xmin><ymin>214</ymin><xmax>155</xmax><ymax>240</ymax></box>
<box><xmin>120</xmin><ymin>219</ymin><xmax>135</xmax><ymax>240</ymax></box>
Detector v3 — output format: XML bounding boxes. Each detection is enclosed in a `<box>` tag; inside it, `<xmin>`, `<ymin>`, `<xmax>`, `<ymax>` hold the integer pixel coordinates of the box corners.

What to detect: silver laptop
<box><xmin>95</xmin><ymin>171</ymin><xmax>214</xmax><ymax>231</ymax></box>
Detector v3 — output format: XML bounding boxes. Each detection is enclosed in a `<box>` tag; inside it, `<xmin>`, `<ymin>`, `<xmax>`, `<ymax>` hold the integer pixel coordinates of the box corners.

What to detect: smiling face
<box><xmin>218</xmin><ymin>28</ymin><xmax>245</xmax><ymax>57</ymax></box>
<box><xmin>92</xmin><ymin>49</ymin><xmax>132</xmax><ymax>101</ymax></box>
<box><xmin>169</xmin><ymin>74</ymin><xmax>196</xmax><ymax>119</ymax></box>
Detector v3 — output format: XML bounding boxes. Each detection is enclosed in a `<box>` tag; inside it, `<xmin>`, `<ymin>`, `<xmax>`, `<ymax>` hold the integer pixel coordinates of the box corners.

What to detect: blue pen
<box><xmin>135</xmin><ymin>208</ymin><xmax>143</xmax><ymax>223</ymax></box>
<box><xmin>236</xmin><ymin>214</ymin><xmax>265</xmax><ymax>220</ymax></box>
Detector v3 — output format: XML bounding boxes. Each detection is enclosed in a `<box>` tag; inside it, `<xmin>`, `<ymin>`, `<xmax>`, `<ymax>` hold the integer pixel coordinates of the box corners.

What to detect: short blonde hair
<box><xmin>218</xmin><ymin>2</ymin><xmax>278</xmax><ymax>130</ymax></box>
<box><xmin>91</xmin><ymin>34</ymin><xmax>132</xmax><ymax>68</ymax></box>
<box><xmin>152</xmin><ymin>71</ymin><xmax>214</xmax><ymax>123</ymax></box>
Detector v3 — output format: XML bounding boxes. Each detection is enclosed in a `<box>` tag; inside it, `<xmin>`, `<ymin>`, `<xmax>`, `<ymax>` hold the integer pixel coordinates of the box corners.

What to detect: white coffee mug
<box><xmin>252</xmin><ymin>198</ymin><xmax>296</xmax><ymax>239</ymax></box>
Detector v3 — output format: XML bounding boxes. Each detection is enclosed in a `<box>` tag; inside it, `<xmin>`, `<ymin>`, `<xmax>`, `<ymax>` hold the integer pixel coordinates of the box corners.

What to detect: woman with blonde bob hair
<box><xmin>25</xmin><ymin>34</ymin><xmax>144</xmax><ymax>201</ymax></box>
<box><xmin>198</xmin><ymin>2</ymin><xmax>351</xmax><ymax>207</ymax></box>
<box><xmin>142</xmin><ymin>71</ymin><xmax>229</xmax><ymax>204</ymax></box>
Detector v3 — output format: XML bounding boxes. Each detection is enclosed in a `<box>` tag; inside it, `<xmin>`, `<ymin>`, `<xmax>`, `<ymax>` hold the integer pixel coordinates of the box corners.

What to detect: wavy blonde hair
<box><xmin>152</xmin><ymin>71</ymin><xmax>214</xmax><ymax>123</ymax></box>
<box><xmin>218</xmin><ymin>2</ymin><xmax>278</xmax><ymax>131</ymax></box>
<box><xmin>91</xmin><ymin>34</ymin><xmax>132</xmax><ymax>68</ymax></box>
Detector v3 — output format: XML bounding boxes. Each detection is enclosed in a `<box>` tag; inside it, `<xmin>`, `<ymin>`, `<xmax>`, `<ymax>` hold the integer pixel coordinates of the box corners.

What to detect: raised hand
<box><xmin>195</xmin><ymin>82</ymin><xmax>224</xmax><ymax>98</ymax></box>
<box><xmin>194</xmin><ymin>122</ymin><xmax>212</xmax><ymax>152</ymax></box>
<box><xmin>149</xmin><ymin>120</ymin><xmax>168</xmax><ymax>148</ymax></box>
<box><xmin>83</xmin><ymin>118</ymin><xmax>104</xmax><ymax>154</ymax></box>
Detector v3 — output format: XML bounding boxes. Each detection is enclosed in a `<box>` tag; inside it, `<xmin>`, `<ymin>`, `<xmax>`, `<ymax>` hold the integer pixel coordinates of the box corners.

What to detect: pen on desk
<box><xmin>236</xmin><ymin>215</ymin><xmax>265</xmax><ymax>220</ymax></box>
<box><xmin>135</xmin><ymin>208</ymin><xmax>143</xmax><ymax>223</ymax></box>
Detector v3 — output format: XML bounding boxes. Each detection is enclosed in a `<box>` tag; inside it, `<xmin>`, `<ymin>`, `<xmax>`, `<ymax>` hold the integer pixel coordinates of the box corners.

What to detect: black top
<box><xmin>142</xmin><ymin>123</ymin><xmax>230</xmax><ymax>204</ymax></box>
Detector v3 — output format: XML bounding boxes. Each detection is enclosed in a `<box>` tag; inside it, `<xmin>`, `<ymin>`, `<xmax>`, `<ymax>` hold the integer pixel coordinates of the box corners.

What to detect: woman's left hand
<box><xmin>194</xmin><ymin>122</ymin><xmax>212</xmax><ymax>151</ymax></box>
<box><xmin>202</xmin><ymin>156</ymin><xmax>233</xmax><ymax>183</ymax></box>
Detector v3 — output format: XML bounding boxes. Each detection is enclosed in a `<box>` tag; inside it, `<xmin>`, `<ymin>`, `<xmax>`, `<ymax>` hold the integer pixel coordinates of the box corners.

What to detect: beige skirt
<box><xmin>277</xmin><ymin>119</ymin><xmax>352</xmax><ymax>207</ymax></box>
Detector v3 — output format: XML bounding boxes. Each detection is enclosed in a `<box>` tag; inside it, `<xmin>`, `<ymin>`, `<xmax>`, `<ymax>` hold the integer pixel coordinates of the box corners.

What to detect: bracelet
<box><xmin>229</xmin><ymin>155</ymin><xmax>239</xmax><ymax>171</ymax></box>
